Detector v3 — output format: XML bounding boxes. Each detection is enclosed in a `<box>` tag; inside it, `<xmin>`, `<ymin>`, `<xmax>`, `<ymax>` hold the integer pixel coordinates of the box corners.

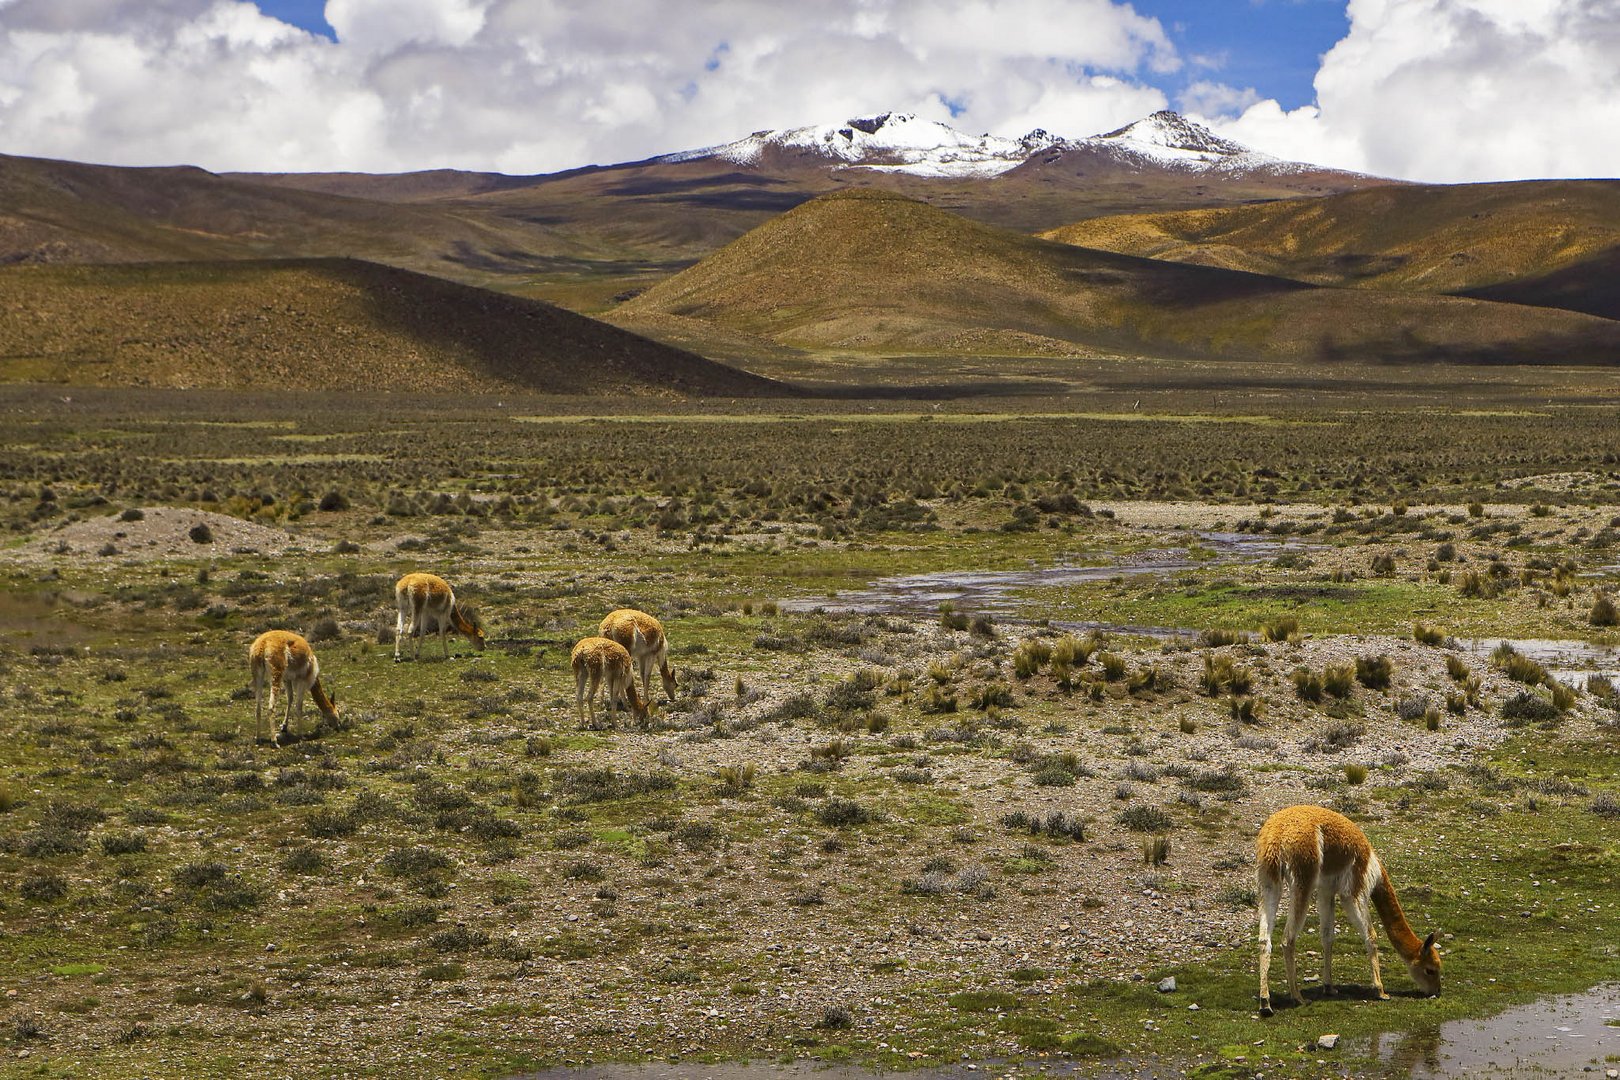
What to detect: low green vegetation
<box><xmin>2</xmin><ymin>387</ymin><xmax>1619</xmax><ymax>1078</ymax></box>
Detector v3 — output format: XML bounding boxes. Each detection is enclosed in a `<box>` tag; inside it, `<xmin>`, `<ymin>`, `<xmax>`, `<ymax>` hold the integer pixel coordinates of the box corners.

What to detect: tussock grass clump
<box><xmin>1001</xmin><ymin>809</ymin><xmax>1086</xmax><ymax>841</ymax></box>
<box><xmin>715</xmin><ymin>763</ymin><xmax>756</xmax><ymax>796</ymax></box>
<box><xmin>99</xmin><ymin>832</ymin><xmax>147</xmax><ymax>856</ymax></box>
<box><xmin>1413</xmin><ymin>621</ymin><xmax>1447</xmax><ymax>646</ymax></box>
<box><xmin>1260</xmin><ymin>615</ymin><xmax>1301</xmax><ymax>644</ymax></box>
<box><xmin>969</xmin><ymin>682</ymin><xmax>1013</xmax><ymax>710</ymax></box>
<box><xmin>919</xmin><ymin>683</ymin><xmax>958</xmax><ymax>713</ymax></box>
<box><xmin>1096</xmin><ymin>651</ymin><xmax>1128</xmax><ymax>681</ymax></box>
<box><xmin>817</xmin><ymin>797</ymin><xmax>876</xmax><ymax>827</ymax></box>
<box><xmin>1127</xmin><ymin>664</ymin><xmax>1169</xmax><ymax>694</ymax></box>
<box><xmin>1588</xmin><ymin>674</ymin><xmax>1616</xmax><ymax>702</ymax></box>
<box><xmin>1012</xmin><ymin>638</ymin><xmax>1053</xmax><ymax>679</ymax></box>
<box><xmin>20</xmin><ymin>872</ymin><xmax>68</xmax><ymax>903</ymax></box>
<box><xmin>1549</xmin><ymin>680</ymin><xmax>1577</xmax><ymax>713</ymax></box>
<box><xmin>1184</xmin><ymin>769</ymin><xmax>1246</xmax><ymax>795</ymax></box>
<box><xmin>1355</xmin><ymin>654</ymin><xmax>1393</xmax><ymax>690</ymax></box>
<box><xmin>1291</xmin><ymin>666</ymin><xmax>1324</xmax><ymax>702</ymax></box>
<box><xmin>1319</xmin><ymin>661</ymin><xmax>1355</xmax><ymax>698</ymax></box>
<box><xmin>1446</xmin><ymin>654</ymin><xmax>1471</xmax><ymax>682</ymax></box>
<box><xmin>1344</xmin><ymin>763</ymin><xmax>1370</xmax><ymax>785</ymax></box>
<box><xmin>1228</xmin><ymin>696</ymin><xmax>1262</xmax><ymax>724</ymax></box>
<box><xmin>1310</xmin><ymin>720</ymin><xmax>1366</xmax><ymax>753</ymax></box>
<box><xmin>555</xmin><ymin>768</ymin><xmax>676</xmax><ymax>804</ymax></box>
<box><xmin>1117</xmin><ymin>804</ymin><xmax>1174</xmax><ymax>832</ymax></box>
<box><xmin>1198</xmin><ymin>628</ymin><xmax>1251</xmax><ymax>648</ymax></box>
<box><xmin>761</xmin><ymin>693</ymin><xmax>817</xmax><ymax>723</ymax></box>
<box><xmin>1501</xmin><ymin>690</ymin><xmax>1561</xmax><ymax>727</ymax></box>
<box><xmin>1492</xmin><ymin>644</ymin><xmax>1548</xmax><ymax>686</ymax></box>
<box><xmin>379</xmin><ymin>846</ymin><xmax>454</xmax><ymax>879</ymax></box>
<box><xmin>1590</xmin><ymin>594</ymin><xmax>1619</xmax><ymax>627</ymax></box>
<box><xmin>1141</xmin><ymin>835</ymin><xmax>1170</xmax><ymax>866</ymax></box>
<box><xmin>1199</xmin><ymin>654</ymin><xmax>1253</xmax><ymax>697</ymax></box>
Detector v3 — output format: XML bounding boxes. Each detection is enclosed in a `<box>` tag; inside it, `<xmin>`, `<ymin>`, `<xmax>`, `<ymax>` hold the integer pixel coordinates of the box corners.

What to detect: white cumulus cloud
<box><xmin>1207</xmin><ymin>0</ymin><xmax>1620</xmax><ymax>181</ymax></box>
<box><xmin>0</xmin><ymin>0</ymin><xmax>1182</xmax><ymax>172</ymax></box>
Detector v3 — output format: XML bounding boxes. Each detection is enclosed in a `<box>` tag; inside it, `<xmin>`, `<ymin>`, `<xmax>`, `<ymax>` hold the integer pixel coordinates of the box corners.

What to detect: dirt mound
<box><xmin>13</xmin><ymin>507</ymin><xmax>302</xmax><ymax>561</ymax></box>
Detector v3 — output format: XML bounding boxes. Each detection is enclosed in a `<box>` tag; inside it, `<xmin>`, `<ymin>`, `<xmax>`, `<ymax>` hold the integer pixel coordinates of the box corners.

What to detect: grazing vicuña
<box><xmin>394</xmin><ymin>572</ymin><xmax>485</xmax><ymax>661</ymax></box>
<box><xmin>1255</xmin><ymin>804</ymin><xmax>1440</xmax><ymax>1016</ymax></box>
<box><xmin>249</xmin><ymin>630</ymin><xmax>340</xmax><ymax>744</ymax></box>
<box><xmin>571</xmin><ymin>636</ymin><xmax>647</xmax><ymax>727</ymax></box>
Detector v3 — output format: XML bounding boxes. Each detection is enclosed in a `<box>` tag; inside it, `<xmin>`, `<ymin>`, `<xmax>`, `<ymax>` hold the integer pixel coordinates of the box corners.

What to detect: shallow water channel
<box><xmin>779</xmin><ymin>531</ymin><xmax>1303</xmax><ymax>639</ymax></box>
<box><xmin>781</xmin><ymin>531</ymin><xmax>1620</xmax><ymax>683</ymax></box>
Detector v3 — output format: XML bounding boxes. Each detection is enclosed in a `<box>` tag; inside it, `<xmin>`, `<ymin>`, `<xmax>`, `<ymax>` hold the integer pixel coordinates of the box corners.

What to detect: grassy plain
<box><xmin>2</xmin><ymin>376</ymin><xmax>1620</xmax><ymax>1079</ymax></box>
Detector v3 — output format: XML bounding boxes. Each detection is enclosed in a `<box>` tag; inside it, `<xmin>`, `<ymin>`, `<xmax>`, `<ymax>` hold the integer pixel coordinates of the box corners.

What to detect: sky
<box><xmin>0</xmin><ymin>0</ymin><xmax>1616</xmax><ymax>183</ymax></box>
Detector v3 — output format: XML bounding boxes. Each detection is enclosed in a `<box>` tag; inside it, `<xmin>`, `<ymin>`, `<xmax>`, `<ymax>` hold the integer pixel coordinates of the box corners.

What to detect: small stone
<box><xmin>1157</xmin><ymin>977</ymin><xmax>1177</xmax><ymax>993</ymax></box>
<box><xmin>1318</xmin><ymin>1034</ymin><xmax>1340</xmax><ymax>1050</ymax></box>
<box><xmin>264</xmin><ymin>943</ymin><xmax>277</xmax><ymax>953</ymax></box>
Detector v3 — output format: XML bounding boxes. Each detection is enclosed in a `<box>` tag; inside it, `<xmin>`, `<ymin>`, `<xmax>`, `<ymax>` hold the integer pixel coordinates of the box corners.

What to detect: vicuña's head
<box><xmin>1409</xmin><ymin>931</ymin><xmax>1442</xmax><ymax>996</ymax></box>
<box><xmin>659</xmin><ymin>660</ymin><xmax>678</xmax><ymax>701</ymax></box>
<box><xmin>459</xmin><ymin>606</ymin><xmax>486</xmax><ymax>650</ymax></box>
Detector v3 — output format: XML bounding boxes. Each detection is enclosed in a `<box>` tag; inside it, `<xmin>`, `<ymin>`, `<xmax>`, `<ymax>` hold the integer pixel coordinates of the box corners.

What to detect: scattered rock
<box><xmin>1157</xmin><ymin>977</ymin><xmax>1177</xmax><ymax>993</ymax></box>
<box><xmin>1317</xmin><ymin>1033</ymin><xmax>1340</xmax><ymax>1050</ymax></box>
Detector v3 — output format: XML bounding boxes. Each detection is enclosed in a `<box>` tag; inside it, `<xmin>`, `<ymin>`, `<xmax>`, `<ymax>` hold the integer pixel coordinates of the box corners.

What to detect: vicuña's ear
<box><xmin>1422</xmin><ymin>931</ymin><xmax>1438</xmax><ymax>951</ymax></box>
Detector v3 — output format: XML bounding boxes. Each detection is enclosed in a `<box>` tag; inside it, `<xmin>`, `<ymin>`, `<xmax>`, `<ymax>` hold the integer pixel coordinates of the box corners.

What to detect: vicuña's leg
<box><xmin>1318</xmin><ymin>879</ymin><xmax>1338</xmax><ymax>995</ymax></box>
<box><xmin>1285</xmin><ymin>872</ymin><xmax>1314</xmax><ymax>1005</ymax></box>
<box><xmin>586</xmin><ymin>667</ymin><xmax>603</xmax><ymax>726</ymax></box>
<box><xmin>1344</xmin><ymin>895</ymin><xmax>1387</xmax><ymax>1000</ymax></box>
<box><xmin>394</xmin><ymin>606</ymin><xmax>405</xmax><ymax>661</ymax></box>
<box><xmin>1257</xmin><ymin>874</ymin><xmax>1282</xmax><ymax>1016</ymax></box>
<box><xmin>253</xmin><ymin>666</ymin><xmax>265</xmax><ymax>742</ymax></box>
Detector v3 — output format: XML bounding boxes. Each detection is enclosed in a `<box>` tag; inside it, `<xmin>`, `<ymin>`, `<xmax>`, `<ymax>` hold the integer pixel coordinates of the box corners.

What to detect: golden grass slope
<box><xmin>1040</xmin><ymin>180</ymin><xmax>1620</xmax><ymax>319</ymax></box>
<box><xmin>614</xmin><ymin>189</ymin><xmax>1620</xmax><ymax>365</ymax></box>
<box><xmin>0</xmin><ymin>258</ymin><xmax>785</xmax><ymax>395</ymax></box>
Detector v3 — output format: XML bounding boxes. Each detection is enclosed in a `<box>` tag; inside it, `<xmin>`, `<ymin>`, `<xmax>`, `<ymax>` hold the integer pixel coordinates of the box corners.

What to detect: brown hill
<box><xmin>1040</xmin><ymin>180</ymin><xmax>1620</xmax><ymax>319</ymax></box>
<box><xmin>0</xmin><ymin>151</ymin><xmax>594</xmax><ymax>285</ymax></box>
<box><xmin>0</xmin><ymin>258</ymin><xmax>785</xmax><ymax>395</ymax></box>
<box><xmin>613</xmin><ymin>189</ymin><xmax>1620</xmax><ymax>365</ymax></box>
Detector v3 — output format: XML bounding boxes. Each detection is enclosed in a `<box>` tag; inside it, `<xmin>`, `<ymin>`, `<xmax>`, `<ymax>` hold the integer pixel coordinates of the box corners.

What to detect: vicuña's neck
<box><xmin>452</xmin><ymin>606</ymin><xmax>476</xmax><ymax>635</ymax></box>
<box><xmin>1370</xmin><ymin>865</ymin><xmax>1424</xmax><ymax>961</ymax></box>
<box><xmin>310</xmin><ymin>680</ymin><xmax>338</xmax><ymax>720</ymax></box>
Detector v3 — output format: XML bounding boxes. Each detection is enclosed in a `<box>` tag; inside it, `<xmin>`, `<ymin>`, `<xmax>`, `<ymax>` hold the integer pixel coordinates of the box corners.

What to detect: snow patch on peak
<box><xmin>1082</xmin><ymin>110</ymin><xmax>1290</xmax><ymax>173</ymax></box>
<box><xmin>661</xmin><ymin>112</ymin><xmax>1066</xmax><ymax>178</ymax></box>
<box><xmin>660</xmin><ymin>109</ymin><xmax>1320</xmax><ymax>178</ymax></box>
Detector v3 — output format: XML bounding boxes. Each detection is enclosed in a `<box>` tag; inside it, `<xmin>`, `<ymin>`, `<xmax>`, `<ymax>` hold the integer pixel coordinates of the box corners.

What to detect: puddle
<box><xmin>1374</xmin><ymin>983</ymin><xmax>1620</xmax><ymax>1078</ymax></box>
<box><xmin>780</xmin><ymin>531</ymin><xmax>1308</xmax><ymax>637</ymax></box>
<box><xmin>1460</xmin><ymin>637</ymin><xmax>1620</xmax><ymax>688</ymax></box>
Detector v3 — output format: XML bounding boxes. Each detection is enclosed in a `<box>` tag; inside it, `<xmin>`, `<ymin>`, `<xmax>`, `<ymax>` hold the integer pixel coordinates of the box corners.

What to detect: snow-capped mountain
<box><xmin>1078</xmin><ymin>110</ymin><xmax>1292</xmax><ymax>173</ymax></box>
<box><xmin>661</xmin><ymin>111</ymin><xmax>1065</xmax><ymax>179</ymax></box>
<box><xmin>661</xmin><ymin>109</ymin><xmax>1310</xmax><ymax>179</ymax></box>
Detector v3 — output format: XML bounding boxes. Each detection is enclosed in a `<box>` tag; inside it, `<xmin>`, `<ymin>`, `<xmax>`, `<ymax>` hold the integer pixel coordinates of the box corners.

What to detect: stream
<box><xmin>781</xmin><ymin>531</ymin><xmax>1620</xmax><ymax>682</ymax></box>
<box><xmin>779</xmin><ymin>531</ymin><xmax>1306</xmax><ymax>639</ymax></box>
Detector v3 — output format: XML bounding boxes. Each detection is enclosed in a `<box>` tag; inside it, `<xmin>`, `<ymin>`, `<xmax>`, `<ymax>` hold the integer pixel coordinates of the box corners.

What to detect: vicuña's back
<box><xmin>600</xmin><ymin>608</ymin><xmax>676</xmax><ymax>703</ymax></box>
<box><xmin>1255</xmin><ymin>805</ymin><xmax>1440</xmax><ymax>1016</ymax></box>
